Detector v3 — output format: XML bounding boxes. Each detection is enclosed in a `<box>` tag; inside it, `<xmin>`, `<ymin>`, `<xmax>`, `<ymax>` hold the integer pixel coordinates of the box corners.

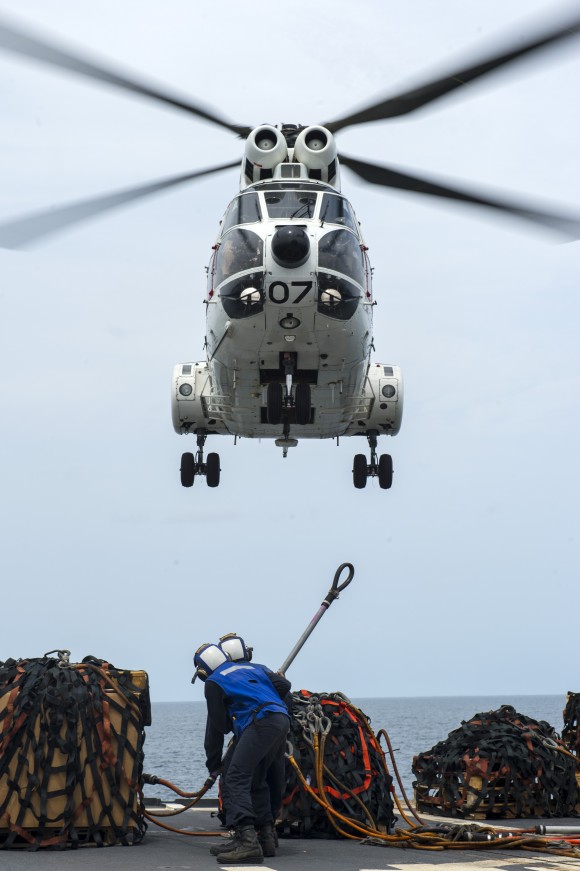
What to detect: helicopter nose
<box><xmin>271</xmin><ymin>226</ymin><xmax>310</xmax><ymax>268</ymax></box>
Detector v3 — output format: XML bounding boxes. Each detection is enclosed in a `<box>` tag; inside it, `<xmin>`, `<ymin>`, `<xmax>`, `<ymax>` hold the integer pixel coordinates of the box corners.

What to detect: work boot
<box><xmin>257</xmin><ymin>822</ymin><xmax>276</xmax><ymax>857</ymax></box>
<box><xmin>209</xmin><ymin>829</ymin><xmax>240</xmax><ymax>856</ymax></box>
<box><xmin>215</xmin><ymin>824</ymin><xmax>263</xmax><ymax>864</ymax></box>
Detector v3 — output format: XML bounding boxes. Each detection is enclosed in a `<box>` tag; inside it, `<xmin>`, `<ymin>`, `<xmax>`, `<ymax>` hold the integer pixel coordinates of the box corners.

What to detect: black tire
<box><xmin>295</xmin><ymin>382</ymin><xmax>311</xmax><ymax>425</ymax></box>
<box><xmin>378</xmin><ymin>454</ymin><xmax>393</xmax><ymax>489</ymax></box>
<box><xmin>353</xmin><ymin>454</ymin><xmax>368</xmax><ymax>489</ymax></box>
<box><xmin>180</xmin><ymin>452</ymin><xmax>195</xmax><ymax>488</ymax></box>
<box><xmin>267</xmin><ymin>382</ymin><xmax>283</xmax><ymax>425</ymax></box>
<box><xmin>206</xmin><ymin>452</ymin><xmax>221</xmax><ymax>488</ymax></box>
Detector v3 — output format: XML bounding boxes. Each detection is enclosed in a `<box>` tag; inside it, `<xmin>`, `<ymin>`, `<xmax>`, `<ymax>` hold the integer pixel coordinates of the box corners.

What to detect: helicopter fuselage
<box><xmin>172</xmin><ymin>180</ymin><xmax>402</xmax><ymax>438</ymax></box>
<box><xmin>171</xmin><ymin>127</ymin><xmax>402</xmax><ymax>486</ymax></box>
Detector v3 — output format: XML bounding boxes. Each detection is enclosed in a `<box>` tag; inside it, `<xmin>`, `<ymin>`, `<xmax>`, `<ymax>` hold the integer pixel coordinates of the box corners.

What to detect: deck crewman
<box><xmin>215</xmin><ymin>633</ymin><xmax>291</xmax><ymax>856</ymax></box>
<box><xmin>193</xmin><ymin>641</ymin><xmax>291</xmax><ymax>863</ymax></box>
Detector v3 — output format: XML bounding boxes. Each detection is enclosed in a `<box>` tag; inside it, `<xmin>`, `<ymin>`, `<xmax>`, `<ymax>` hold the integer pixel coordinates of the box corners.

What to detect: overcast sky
<box><xmin>1</xmin><ymin>0</ymin><xmax>579</xmax><ymax>704</ymax></box>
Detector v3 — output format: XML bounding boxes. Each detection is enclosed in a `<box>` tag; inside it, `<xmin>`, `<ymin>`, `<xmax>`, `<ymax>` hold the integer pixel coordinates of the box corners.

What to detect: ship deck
<box><xmin>2</xmin><ymin>799</ymin><xmax>580</xmax><ymax>870</ymax></box>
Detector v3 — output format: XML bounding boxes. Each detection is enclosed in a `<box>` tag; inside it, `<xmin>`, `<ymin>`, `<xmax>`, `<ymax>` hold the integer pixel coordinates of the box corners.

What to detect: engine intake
<box><xmin>243</xmin><ymin>126</ymin><xmax>288</xmax><ymax>185</ymax></box>
<box><xmin>293</xmin><ymin>126</ymin><xmax>338</xmax><ymax>184</ymax></box>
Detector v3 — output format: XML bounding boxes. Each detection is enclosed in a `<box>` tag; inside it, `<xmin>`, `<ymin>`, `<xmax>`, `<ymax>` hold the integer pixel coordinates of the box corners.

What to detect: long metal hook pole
<box><xmin>278</xmin><ymin>562</ymin><xmax>354</xmax><ymax>675</ymax></box>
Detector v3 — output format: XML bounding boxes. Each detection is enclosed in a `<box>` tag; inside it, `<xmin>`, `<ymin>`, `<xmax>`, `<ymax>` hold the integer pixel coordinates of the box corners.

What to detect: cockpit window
<box><xmin>318</xmin><ymin>229</ymin><xmax>365</xmax><ymax>287</ymax></box>
<box><xmin>214</xmin><ymin>229</ymin><xmax>263</xmax><ymax>287</ymax></box>
<box><xmin>264</xmin><ymin>190</ymin><xmax>318</xmax><ymax>219</ymax></box>
<box><xmin>319</xmin><ymin>194</ymin><xmax>357</xmax><ymax>231</ymax></box>
<box><xmin>222</xmin><ymin>193</ymin><xmax>261</xmax><ymax>233</ymax></box>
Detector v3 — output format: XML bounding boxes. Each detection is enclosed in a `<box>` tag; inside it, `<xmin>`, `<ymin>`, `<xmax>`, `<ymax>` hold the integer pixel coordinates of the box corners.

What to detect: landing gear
<box><xmin>353</xmin><ymin>454</ymin><xmax>368</xmax><ymax>489</ymax></box>
<box><xmin>268</xmin><ymin>379</ymin><xmax>311</xmax><ymax>425</ymax></box>
<box><xmin>352</xmin><ymin>430</ymin><xmax>394</xmax><ymax>490</ymax></box>
<box><xmin>378</xmin><ymin>453</ymin><xmax>393</xmax><ymax>489</ymax></box>
<box><xmin>206</xmin><ymin>452</ymin><xmax>221</xmax><ymax>488</ymax></box>
<box><xmin>180</xmin><ymin>452</ymin><xmax>195</xmax><ymax>487</ymax></box>
<box><xmin>268</xmin><ymin>354</ymin><xmax>311</xmax><ymax>459</ymax></box>
<box><xmin>267</xmin><ymin>382</ymin><xmax>283</xmax><ymax>425</ymax></box>
<box><xmin>180</xmin><ymin>430</ymin><xmax>221</xmax><ymax>488</ymax></box>
<box><xmin>268</xmin><ymin>354</ymin><xmax>311</xmax><ymax>427</ymax></box>
<box><xmin>295</xmin><ymin>382</ymin><xmax>311</xmax><ymax>425</ymax></box>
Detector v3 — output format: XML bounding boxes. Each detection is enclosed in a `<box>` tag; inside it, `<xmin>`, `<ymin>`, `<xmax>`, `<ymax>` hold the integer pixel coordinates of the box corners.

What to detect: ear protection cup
<box><xmin>218</xmin><ymin>633</ymin><xmax>252</xmax><ymax>662</ymax></box>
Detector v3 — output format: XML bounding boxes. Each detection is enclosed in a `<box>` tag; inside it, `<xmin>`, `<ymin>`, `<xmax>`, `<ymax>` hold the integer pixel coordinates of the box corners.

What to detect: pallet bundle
<box><xmin>0</xmin><ymin>652</ymin><xmax>150</xmax><ymax>849</ymax></box>
<box><xmin>413</xmin><ymin>704</ymin><xmax>578</xmax><ymax>819</ymax></box>
<box><xmin>562</xmin><ymin>691</ymin><xmax>580</xmax><ymax>808</ymax></box>
<box><xmin>563</xmin><ymin>692</ymin><xmax>580</xmax><ymax>756</ymax></box>
<box><xmin>278</xmin><ymin>690</ymin><xmax>395</xmax><ymax>838</ymax></box>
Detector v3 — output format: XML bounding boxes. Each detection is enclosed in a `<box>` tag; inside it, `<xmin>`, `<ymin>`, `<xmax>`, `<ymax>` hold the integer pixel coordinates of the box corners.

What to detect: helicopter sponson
<box><xmin>172</xmin><ymin>361</ymin><xmax>403</xmax><ymax>441</ymax></box>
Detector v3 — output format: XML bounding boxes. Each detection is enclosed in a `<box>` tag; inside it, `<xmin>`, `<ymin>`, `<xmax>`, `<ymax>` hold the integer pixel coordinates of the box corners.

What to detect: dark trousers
<box><xmin>222</xmin><ymin>713</ymin><xmax>289</xmax><ymax>828</ymax></box>
<box><xmin>265</xmin><ymin>741</ymin><xmax>286</xmax><ymax>821</ymax></box>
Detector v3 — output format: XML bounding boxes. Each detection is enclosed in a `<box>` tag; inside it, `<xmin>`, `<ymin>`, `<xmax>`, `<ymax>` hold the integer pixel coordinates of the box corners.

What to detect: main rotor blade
<box><xmin>0</xmin><ymin>161</ymin><xmax>239</xmax><ymax>248</ymax></box>
<box><xmin>0</xmin><ymin>17</ymin><xmax>251</xmax><ymax>138</ymax></box>
<box><xmin>326</xmin><ymin>13</ymin><xmax>580</xmax><ymax>133</ymax></box>
<box><xmin>339</xmin><ymin>153</ymin><xmax>580</xmax><ymax>239</ymax></box>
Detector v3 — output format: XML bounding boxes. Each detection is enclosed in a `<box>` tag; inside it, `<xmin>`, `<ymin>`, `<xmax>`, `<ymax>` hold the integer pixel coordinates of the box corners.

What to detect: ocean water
<box><xmin>142</xmin><ymin>694</ymin><xmax>567</xmax><ymax>802</ymax></box>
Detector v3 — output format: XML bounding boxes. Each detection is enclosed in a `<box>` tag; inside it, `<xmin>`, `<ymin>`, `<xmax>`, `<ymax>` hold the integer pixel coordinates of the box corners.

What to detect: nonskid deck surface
<box><xmin>3</xmin><ymin>802</ymin><xmax>580</xmax><ymax>871</ymax></box>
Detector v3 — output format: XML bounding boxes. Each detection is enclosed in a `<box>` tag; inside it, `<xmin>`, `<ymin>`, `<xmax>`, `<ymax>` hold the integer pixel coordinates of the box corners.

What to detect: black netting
<box><xmin>278</xmin><ymin>690</ymin><xmax>395</xmax><ymax>838</ymax></box>
<box><xmin>0</xmin><ymin>653</ymin><xmax>148</xmax><ymax>849</ymax></box>
<box><xmin>413</xmin><ymin>704</ymin><xmax>578</xmax><ymax>819</ymax></box>
<box><xmin>562</xmin><ymin>692</ymin><xmax>580</xmax><ymax>756</ymax></box>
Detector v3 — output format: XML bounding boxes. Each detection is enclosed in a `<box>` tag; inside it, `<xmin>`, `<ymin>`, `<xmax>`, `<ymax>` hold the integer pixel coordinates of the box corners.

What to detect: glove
<box><xmin>204</xmin><ymin>769</ymin><xmax>221</xmax><ymax>788</ymax></box>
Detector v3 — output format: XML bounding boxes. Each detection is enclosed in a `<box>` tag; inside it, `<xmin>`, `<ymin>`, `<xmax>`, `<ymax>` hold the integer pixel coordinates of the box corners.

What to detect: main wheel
<box><xmin>378</xmin><ymin>453</ymin><xmax>393</xmax><ymax>489</ymax></box>
<box><xmin>180</xmin><ymin>452</ymin><xmax>195</xmax><ymax>488</ymax></box>
<box><xmin>206</xmin><ymin>452</ymin><xmax>221</xmax><ymax>488</ymax></box>
<box><xmin>267</xmin><ymin>382</ymin><xmax>283</xmax><ymax>425</ymax></box>
<box><xmin>295</xmin><ymin>382</ymin><xmax>311</xmax><ymax>425</ymax></box>
<box><xmin>353</xmin><ymin>454</ymin><xmax>368</xmax><ymax>489</ymax></box>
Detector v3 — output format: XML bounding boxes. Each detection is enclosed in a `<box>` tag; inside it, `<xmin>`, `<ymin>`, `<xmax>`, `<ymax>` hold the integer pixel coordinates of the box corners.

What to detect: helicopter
<box><xmin>1</xmin><ymin>12</ymin><xmax>579</xmax><ymax>491</ymax></box>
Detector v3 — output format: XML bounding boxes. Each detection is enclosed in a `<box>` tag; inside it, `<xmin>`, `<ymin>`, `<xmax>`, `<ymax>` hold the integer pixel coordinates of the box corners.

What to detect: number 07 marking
<box><xmin>268</xmin><ymin>281</ymin><xmax>313</xmax><ymax>304</ymax></box>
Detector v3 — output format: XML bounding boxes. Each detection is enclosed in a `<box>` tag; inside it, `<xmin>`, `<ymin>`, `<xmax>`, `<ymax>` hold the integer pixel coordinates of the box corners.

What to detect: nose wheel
<box><xmin>268</xmin><ymin>380</ymin><xmax>311</xmax><ymax>425</ymax></box>
<box><xmin>267</xmin><ymin>382</ymin><xmax>283</xmax><ymax>425</ymax></box>
<box><xmin>352</xmin><ymin>431</ymin><xmax>393</xmax><ymax>490</ymax></box>
<box><xmin>294</xmin><ymin>382</ymin><xmax>311</xmax><ymax>425</ymax></box>
<box><xmin>180</xmin><ymin>430</ymin><xmax>221</xmax><ymax>488</ymax></box>
<box><xmin>267</xmin><ymin>353</ymin><xmax>311</xmax><ymax>426</ymax></box>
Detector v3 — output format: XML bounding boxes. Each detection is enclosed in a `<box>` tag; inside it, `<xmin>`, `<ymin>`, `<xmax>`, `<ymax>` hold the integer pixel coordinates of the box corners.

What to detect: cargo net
<box><xmin>0</xmin><ymin>652</ymin><xmax>149</xmax><ymax>849</ymax></box>
<box><xmin>279</xmin><ymin>690</ymin><xmax>395</xmax><ymax>838</ymax></box>
<box><xmin>562</xmin><ymin>692</ymin><xmax>580</xmax><ymax>756</ymax></box>
<box><xmin>413</xmin><ymin>704</ymin><xmax>579</xmax><ymax>819</ymax></box>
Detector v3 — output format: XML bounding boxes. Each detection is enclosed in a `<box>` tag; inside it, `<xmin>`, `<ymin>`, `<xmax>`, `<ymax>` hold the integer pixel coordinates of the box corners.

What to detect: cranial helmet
<box><xmin>192</xmin><ymin>643</ymin><xmax>229</xmax><ymax>683</ymax></box>
<box><xmin>218</xmin><ymin>632</ymin><xmax>253</xmax><ymax>663</ymax></box>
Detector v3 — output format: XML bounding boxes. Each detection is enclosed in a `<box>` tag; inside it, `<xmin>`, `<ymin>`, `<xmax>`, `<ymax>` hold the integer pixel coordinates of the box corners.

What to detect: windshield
<box><xmin>320</xmin><ymin>194</ymin><xmax>358</xmax><ymax>232</ymax></box>
<box><xmin>318</xmin><ymin>229</ymin><xmax>365</xmax><ymax>287</ymax></box>
<box><xmin>264</xmin><ymin>190</ymin><xmax>318</xmax><ymax>219</ymax></box>
<box><xmin>222</xmin><ymin>193</ymin><xmax>261</xmax><ymax>233</ymax></box>
<box><xmin>214</xmin><ymin>229</ymin><xmax>263</xmax><ymax>287</ymax></box>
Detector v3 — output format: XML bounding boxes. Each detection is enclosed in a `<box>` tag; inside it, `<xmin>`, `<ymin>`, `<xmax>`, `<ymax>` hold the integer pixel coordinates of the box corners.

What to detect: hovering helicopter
<box><xmin>1</xmin><ymin>13</ymin><xmax>579</xmax><ymax>490</ymax></box>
